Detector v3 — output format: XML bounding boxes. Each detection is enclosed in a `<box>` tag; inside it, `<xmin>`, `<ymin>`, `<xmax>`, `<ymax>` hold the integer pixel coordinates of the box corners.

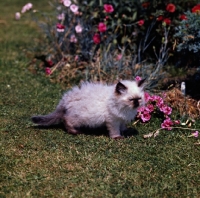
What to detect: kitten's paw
<box><xmin>67</xmin><ymin>128</ymin><xmax>81</xmax><ymax>135</ymax></box>
<box><xmin>112</xmin><ymin>135</ymin><xmax>124</xmax><ymax>140</ymax></box>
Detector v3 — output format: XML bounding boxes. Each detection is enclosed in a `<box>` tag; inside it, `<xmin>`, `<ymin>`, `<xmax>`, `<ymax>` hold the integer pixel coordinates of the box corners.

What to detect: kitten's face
<box><xmin>115</xmin><ymin>80</ymin><xmax>145</xmax><ymax>109</ymax></box>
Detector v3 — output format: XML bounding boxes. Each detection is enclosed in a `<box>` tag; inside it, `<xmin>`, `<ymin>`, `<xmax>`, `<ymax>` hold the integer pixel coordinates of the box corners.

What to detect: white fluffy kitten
<box><xmin>31</xmin><ymin>79</ymin><xmax>145</xmax><ymax>139</ymax></box>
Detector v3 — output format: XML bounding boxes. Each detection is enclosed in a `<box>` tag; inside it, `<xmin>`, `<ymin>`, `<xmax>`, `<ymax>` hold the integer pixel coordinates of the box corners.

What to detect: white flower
<box><xmin>70</xmin><ymin>4</ymin><xmax>78</xmax><ymax>13</ymax></box>
<box><xmin>75</xmin><ymin>24</ymin><xmax>82</xmax><ymax>33</ymax></box>
<box><xmin>63</xmin><ymin>0</ymin><xmax>71</xmax><ymax>7</ymax></box>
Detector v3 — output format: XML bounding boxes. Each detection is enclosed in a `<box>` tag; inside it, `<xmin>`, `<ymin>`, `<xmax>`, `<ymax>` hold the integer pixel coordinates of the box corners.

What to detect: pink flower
<box><xmin>93</xmin><ymin>33</ymin><xmax>101</xmax><ymax>44</ymax></box>
<box><xmin>104</xmin><ymin>4</ymin><xmax>114</xmax><ymax>13</ymax></box>
<box><xmin>57</xmin><ymin>13</ymin><xmax>65</xmax><ymax>20</ymax></box>
<box><xmin>45</xmin><ymin>67</ymin><xmax>51</xmax><ymax>75</ymax></box>
<box><xmin>161</xmin><ymin>118</ymin><xmax>173</xmax><ymax>130</ymax></box>
<box><xmin>26</xmin><ymin>3</ymin><xmax>33</xmax><ymax>9</ymax></box>
<box><xmin>192</xmin><ymin>131</ymin><xmax>199</xmax><ymax>138</ymax></box>
<box><xmin>152</xmin><ymin>95</ymin><xmax>164</xmax><ymax>107</ymax></box>
<box><xmin>21</xmin><ymin>6</ymin><xmax>27</xmax><ymax>13</ymax></box>
<box><xmin>15</xmin><ymin>12</ymin><xmax>21</xmax><ymax>20</ymax></box>
<box><xmin>63</xmin><ymin>0</ymin><xmax>71</xmax><ymax>7</ymax></box>
<box><xmin>174</xmin><ymin>120</ymin><xmax>180</xmax><ymax>125</ymax></box>
<box><xmin>116</xmin><ymin>54</ymin><xmax>122</xmax><ymax>61</ymax></box>
<box><xmin>138</xmin><ymin>20</ymin><xmax>144</xmax><ymax>26</ymax></box>
<box><xmin>146</xmin><ymin>104</ymin><xmax>154</xmax><ymax>113</ymax></box>
<box><xmin>137</xmin><ymin>106</ymin><xmax>145</xmax><ymax>113</ymax></box>
<box><xmin>98</xmin><ymin>22</ymin><xmax>107</xmax><ymax>32</ymax></box>
<box><xmin>56</xmin><ymin>24</ymin><xmax>65</xmax><ymax>32</ymax></box>
<box><xmin>144</xmin><ymin>92</ymin><xmax>152</xmax><ymax>102</ymax></box>
<box><xmin>21</xmin><ymin>3</ymin><xmax>33</xmax><ymax>13</ymax></box>
<box><xmin>70</xmin><ymin>34</ymin><xmax>77</xmax><ymax>43</ymax></box>
<box><xmin>70</xmin><ymin>4</ymin><xmax>79</xmax><ymax>13</ymax></box>
<box><xmin>160</xmin><ymin>105</ymin><xmax>172</xmax><ymax>115</ymax></box>
<box><xmin>140</xmin><ymin>111</ymin><xmax>151</xmax><ymax>122</ymax></box>
<box><xmin>137</xmin><ymin>106</ymin><xmax>151</xmax><ymax>122</ymax></box>
<box><xmin>135</xmin><ymin>76</ymin><xmax>142</xmax><ymax>81</ymax></box>
<box><xmin>75</xmin><ymin>24</ymin><xmax>82</xmax><ymax>33</ymax></box>
<box><xmin>74</xmin><ymin>55</ymin><xmax>79</xmax><ymax>61</ymax></box>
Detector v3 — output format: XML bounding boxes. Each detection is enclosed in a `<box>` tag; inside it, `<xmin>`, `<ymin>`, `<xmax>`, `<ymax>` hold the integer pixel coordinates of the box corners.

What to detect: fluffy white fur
<box><xmin>31</xmin><ymin>80</ymin><xmax>145</xmax><ymax>139</ymax></box>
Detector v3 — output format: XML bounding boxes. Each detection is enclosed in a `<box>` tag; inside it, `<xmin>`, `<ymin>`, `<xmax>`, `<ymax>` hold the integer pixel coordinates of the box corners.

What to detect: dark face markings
<box><xmin>129</xmin><ymin>97</ymin><xmax>141</xmax><ymax>108</ymax></box>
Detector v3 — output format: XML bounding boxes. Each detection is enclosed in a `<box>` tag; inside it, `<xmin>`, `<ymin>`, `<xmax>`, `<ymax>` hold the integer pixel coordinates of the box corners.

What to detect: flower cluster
<box><xmin>15</xmin><ymin>2</ymin><xmax>33</xmax><ymax>20</ymax></box>
<box><xmin>155</xmin><ymin>3</ymin><xmax>178</xmax><ymax>25</ymax></box>
<box><xmin>137</xmin><ymin>90</ymin><xmax>180</xmax><ymax>130</ymax></box>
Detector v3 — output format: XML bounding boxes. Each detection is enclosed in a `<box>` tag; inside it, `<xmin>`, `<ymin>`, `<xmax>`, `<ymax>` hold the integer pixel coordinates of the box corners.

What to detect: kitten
<box><xmin>31</xmin><ymin>79</ymin><xmax>145</xmax><ymax>139</ymax></box>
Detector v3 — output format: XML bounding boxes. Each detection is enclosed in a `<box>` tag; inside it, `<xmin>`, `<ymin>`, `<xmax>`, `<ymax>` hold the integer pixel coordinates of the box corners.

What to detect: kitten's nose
<box><xmin>134</xmin><ymin>100</ymin><xmax>139</xmax><ymax>107</ymax></box>
<box><xmin>133</xmin><ymin>98</ymin><xmax>141</xmax><ymax>107</ymax></box>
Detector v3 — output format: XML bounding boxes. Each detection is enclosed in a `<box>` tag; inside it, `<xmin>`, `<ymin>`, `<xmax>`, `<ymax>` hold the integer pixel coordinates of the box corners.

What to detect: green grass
<box><xmin>0</xmin><ymin>1</ymin><xmax>200</xmax><ymax>197</ymax></box>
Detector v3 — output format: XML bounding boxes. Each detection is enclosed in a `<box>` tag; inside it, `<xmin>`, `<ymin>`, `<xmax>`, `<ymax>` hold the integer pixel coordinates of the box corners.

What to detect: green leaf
<box><xmin>132</xmin><ymin>11</ymin><xmax>137</xmax><ymax>21</ymax></box>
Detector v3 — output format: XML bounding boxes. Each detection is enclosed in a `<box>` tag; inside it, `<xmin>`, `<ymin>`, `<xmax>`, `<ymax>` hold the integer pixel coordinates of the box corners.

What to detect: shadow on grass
<box><xmin>32</xmin><ymin>124</ymin><xmax>139</xmax><ymax>138</ymax></box>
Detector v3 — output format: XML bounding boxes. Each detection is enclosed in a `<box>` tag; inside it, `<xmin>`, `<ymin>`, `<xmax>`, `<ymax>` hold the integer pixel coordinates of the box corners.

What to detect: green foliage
<box><xmin>175</xmin><ymin>11</ymin><xmax>200</xmax><ymax>53</ymax></box>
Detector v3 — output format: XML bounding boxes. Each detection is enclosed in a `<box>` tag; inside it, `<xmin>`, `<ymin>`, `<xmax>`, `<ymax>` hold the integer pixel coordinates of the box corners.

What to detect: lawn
<box><xmin>0</xmin><ymin>1</ymin><xmax>200</xmax><ymax>197</ymax></box>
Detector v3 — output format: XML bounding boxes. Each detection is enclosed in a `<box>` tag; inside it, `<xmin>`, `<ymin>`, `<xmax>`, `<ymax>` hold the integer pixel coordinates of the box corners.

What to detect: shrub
<box><xmin>17</xmin><ymin>0</ymin><xmax>199</xmax><ymax>88</ymax></box>
<box><xmin>175</xmin><ymin>9</ymin><xmax>200</xmax><ymax>53</ymax></box>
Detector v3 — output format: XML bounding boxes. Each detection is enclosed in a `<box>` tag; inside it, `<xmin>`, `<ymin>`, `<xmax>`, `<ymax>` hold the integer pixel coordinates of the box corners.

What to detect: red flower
<box><xmin>179</xmin><ymin>14</ymin><xmax>187</xmax><ymax>20</ymax></box>
<box><xmin>56</xmin><ymin>23</ymin><xmax>65</xmax><ymax>32</ymax></box>
<box><xmin>142</xmin><ymin>2</ymin><xmax>150</xmax><ymax>9</ymax></box>
<box><xmin>138</xmin><ymin>19</ymin><xmax>144</xmax><ymax>26</ymax></box>
<box><xmin>98</xmin><ymin>22</ymin><xmax>107</xmax><ymax>32</ymax></box>
<box><xmin>163</xmin><ymin>18</ymin><xmax>171</xmax><ymax>25</ymax></box>
<box><xmin>104</xmin><ymin>4</ymin><xmax>114</xmax><ymax>13</ymax></box>
<box><xmin>166</xmin><ymin>3</ymin><xmax>176</xmax><ymax>13</ymax></box>
<box><xmin>157</xmin><ymin>15</ymin><xmax>164</xmax><ymax>21</ymax></box>
<box><xmin>46</xmin><ymin>60</ymin><xmax>53</xmax><ymax>67</ymax></box>
<box><xmin>192</xmin><ymin>4</ymin><xmax>200</xmax><ymax>13</ymax></box>
<box><xmin>93</xmin><ymin>33</ymin><xmax>101</xmax><ymax>44</ymax></box>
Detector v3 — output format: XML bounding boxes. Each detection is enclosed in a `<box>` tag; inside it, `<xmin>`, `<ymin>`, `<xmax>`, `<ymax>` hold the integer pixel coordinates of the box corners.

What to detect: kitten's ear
<box><xmin>115</xmin><ymin>81</ymin><xmax>127</xmax><ymax>95</ymax></box>
<box><xmin>137</xmin><ymin>78</ymin><xmax>146</xmax><ymax>88</ymax></box>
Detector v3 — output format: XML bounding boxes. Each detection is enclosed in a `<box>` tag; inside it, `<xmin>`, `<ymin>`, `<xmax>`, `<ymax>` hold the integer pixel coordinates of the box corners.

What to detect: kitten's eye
<box><xmin>130</xmin><ymin>97</ymin><xmax>142</xmax><ymax>108</ymax></box>
<box><xmin>129</xmin><ymin>97</ymin><xmax>141</xmax><ymax>101</ymax></box>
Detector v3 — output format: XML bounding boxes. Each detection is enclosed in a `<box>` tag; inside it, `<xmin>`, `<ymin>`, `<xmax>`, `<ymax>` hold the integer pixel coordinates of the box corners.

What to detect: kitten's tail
<box><xmin>31</xmin><ymin>104</ymin><xmax>65</xmax><ymax>126</ymax></box>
